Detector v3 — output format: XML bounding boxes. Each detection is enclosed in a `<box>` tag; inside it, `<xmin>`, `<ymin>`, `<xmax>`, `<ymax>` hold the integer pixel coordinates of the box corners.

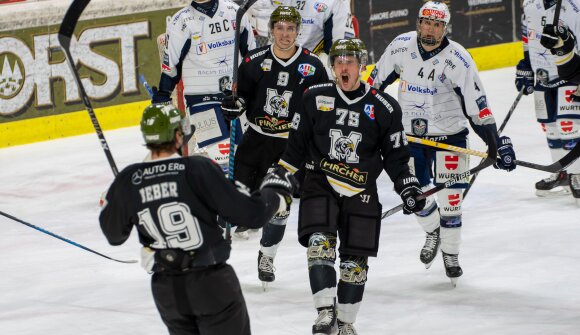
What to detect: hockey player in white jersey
<box><xmin>517</xmin><ymin>0</ymin><xmax>580</xmax><ymax>202</ymax></box>
<box><xmin>152</xmin><ymin>0</ymin><xmax>256</xmax><ymax>172</ymax></box>
<box><xmin>369</xmin><ymin>1</ymin><xmax>517</xmax><ymax>285</ymax></box>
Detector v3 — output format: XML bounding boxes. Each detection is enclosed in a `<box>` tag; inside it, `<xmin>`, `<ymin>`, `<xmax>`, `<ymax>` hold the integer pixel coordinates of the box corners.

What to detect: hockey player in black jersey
<box><xmin>221</xmin><ymin>6</ymin><xmax>328</xmax><ymax>287</ymax></box>
<box><xmin>278</xmin><ymin>39</ymin><xmax>425</xmax><ymax>335</ymax></box>
<box><xmin>99</xmin><ymin>104</ymin><xmax>297</xmax><ymax>335</ymax></box>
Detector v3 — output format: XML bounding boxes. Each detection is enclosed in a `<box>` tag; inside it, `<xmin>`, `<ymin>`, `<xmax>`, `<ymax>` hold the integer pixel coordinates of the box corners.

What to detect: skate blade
<box><xmin>449</xmin><ymin>277</ymin><xmax>458</xmax><ymax>288</ymax></box>
<box><xmin>261</xmin><ymin>281</ymin><xmax>268</xmax><ymax>291</ymax></box>
<box><xmin>535</xmin><ymin>187</ymin><xmax>571</xmax><ymax>198</ymax></box>
<box><xmin>424</xmin><ymin>258</ymin><xmax>436</xmax><ymax>269</ymax></box>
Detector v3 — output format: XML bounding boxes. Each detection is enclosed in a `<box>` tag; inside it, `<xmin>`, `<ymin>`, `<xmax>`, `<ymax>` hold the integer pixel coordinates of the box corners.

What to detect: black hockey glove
<box><xmin>221</xmin><ymin>96</ymin><xmax>246</xmax><ymax>122</ymax></box>
<box><xmin>260</xmin><ymin>165</ymin><xmax>299</xmax><ymax>210</ymax></box>
<box><xmin>394</xmin><ymin>175</ymin><xmax>426</xmax><ymax>215</ymax></box>
<box><xmin>515</xmin><ymin>59</ymin><xmax>535</xmax><ymax>95</ymax></box>
<box><xmin>541</xmin><ymin>24</ymin><xmax>577</xmax><ymax>57</ymax></box>
<box><xmin>151</xmin><ymin>86</ymin><xmax>172</xmax><ymax>105</ymax></box>
<box><xmin>494</xmin><ymin>136</ymin><xmax>517</xmax><ymax>171</ymax></box>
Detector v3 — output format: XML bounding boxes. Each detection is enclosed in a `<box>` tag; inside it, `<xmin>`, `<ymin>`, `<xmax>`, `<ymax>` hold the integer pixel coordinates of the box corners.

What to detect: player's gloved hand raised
<box><xmin>515</xmin><ymin>59</ymin><xmax>535</xmax><ymax>95</ymax></box>
<box><xmin>151</xmin><ymin>86</ymin><xmax>172</xmax><ymax>105</ymax></box>
<box><xmin>494</xmin><ymin>136</ymin><xmax>517</xmax><ymax>171</ymax></box>
<box><xmin>395</xmin><ymin>175</ymin><xmax>426</xmax><ymax>215</ymax></box>
<box><xmin>540</xmin><ymin>24</ymin><xmax>576</xmax><ymax>56</ymax></box>
<box><xmin>221</xmin><ymin>95</ymin><xmax>246</xmax><ymax>121</ymax></box>
<box><xmin>260</xmin><ymin>165</ymin><xmax>299</xmax><ymax>212</ymax></box>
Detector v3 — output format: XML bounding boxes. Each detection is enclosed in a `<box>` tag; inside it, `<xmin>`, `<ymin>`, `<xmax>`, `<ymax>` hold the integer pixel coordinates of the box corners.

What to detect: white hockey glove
<box><xmin>140</xmin><ymin>247</ymin><xmax>156</xmax><ymax>274</ymax></box>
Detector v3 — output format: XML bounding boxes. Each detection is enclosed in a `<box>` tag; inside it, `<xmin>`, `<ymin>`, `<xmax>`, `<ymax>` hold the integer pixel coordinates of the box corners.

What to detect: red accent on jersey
<box><xmin>218</xmin><ymin>143</ymin><xmax>230</xmax><ymax>155</ymax></box>
<box><xmin>161</xmin><ymin>63</ymin><xmax>172</xmax><ymax>72</ymax></box>
<box><xmin>245</xmin><ymin>57</ymin><xmax>250</xmax><ymax>63</ymax></box>
<box><xmin>479</xmin><ymin>107</ymin><xmax>493</xmax><ymax>120</ymax></box>
<box><xmin>444</xmin><ymin>155</ymin><xmax>459</xmax><ymax>170</ymax></box>
<box><xmin>565</xmin><ymin>90</ymin><xmax>577</xmax><ymax>103</ymax></box>
<box><xmin>448</xmin><ymin>193</ymin><xmax>461</xmax><ymax>206</ymax></box>
<box><xmin>560</xmin><ymin>120</ymin><xmax>574</xmax><ymax>133</ymax></box>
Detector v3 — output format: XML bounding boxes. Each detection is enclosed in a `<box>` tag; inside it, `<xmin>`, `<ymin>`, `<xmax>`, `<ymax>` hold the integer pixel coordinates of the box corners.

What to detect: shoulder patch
<box><xmin>371</xmin><ymin>90</ymin><xmax>394</xmax><ymax>113</ymax></box>
<box><xmin>298</xmin><ymin>63</ymin><xmax>317</xmax><ymax>77</ymax></box>
<box><xmin>248</xmin><ymin>47</ymin><xmax>269</xmax><ymax>61</ymax></box>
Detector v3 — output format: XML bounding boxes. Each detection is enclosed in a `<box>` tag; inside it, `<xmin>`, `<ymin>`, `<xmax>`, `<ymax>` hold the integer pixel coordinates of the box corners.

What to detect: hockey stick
<box><xmin>58</xmin><ymin>0</ymin><xmax>118</xmax><ymax>176</ymax></box>
<box><xmin>553</xmin><ymin>0</ymin><xmax>563</xmax><ymax>25</ymax></box>
<box><xmin>408</xmin><ymin>133</ymin><xmax>580</xmax><ymax>173</ymax></box>
<box><xmin>227</xmin><ymin>0</ymin><xmax>258</xmax><ymax>240</ymax></box>
<box><xmin>0</xmin><ymin>210</ymin><xmax>137</xmax><ymax>264</ymax></box>
<box><xmin>463</xmin><ymin>88</ymin><xmax>524</xmax><ymax>198</ymax></box>
<box><xmin>381</xmin><ymin>133</ymin><xmax>498</xmax><ymax>220</ymax></box>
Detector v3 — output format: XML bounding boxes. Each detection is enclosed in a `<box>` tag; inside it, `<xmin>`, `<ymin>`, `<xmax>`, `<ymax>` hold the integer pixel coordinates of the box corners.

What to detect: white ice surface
<box><xmin>1</xmin><ymin>67</ymin><xmax>579</xmax><ymax>335</ymax></box>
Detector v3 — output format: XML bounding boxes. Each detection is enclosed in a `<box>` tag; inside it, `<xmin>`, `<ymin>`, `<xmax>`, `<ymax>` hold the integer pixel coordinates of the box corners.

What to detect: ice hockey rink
<box><xmin>1</xmin><ymin>66</ymin><xmax>579</xmax><ymax>335</ymax></box>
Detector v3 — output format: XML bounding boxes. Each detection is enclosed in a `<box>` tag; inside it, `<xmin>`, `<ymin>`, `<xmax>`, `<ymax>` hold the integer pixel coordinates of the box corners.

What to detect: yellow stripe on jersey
<box><xmin>327</xmin><ymin>176</ymin><xmax>364</xmax><ymax>197</ymax></box>
<box><xmin>279</xmin><ymin>159</ymin><xmax>298</xmax><ymax>173</ymax></box>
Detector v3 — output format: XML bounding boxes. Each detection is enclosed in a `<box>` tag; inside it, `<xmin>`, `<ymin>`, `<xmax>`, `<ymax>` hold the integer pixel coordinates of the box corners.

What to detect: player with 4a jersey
<box><xmin>100</xmin><ymin>1</ymin><xmax>578</xmax><ymax>335</ymax></box>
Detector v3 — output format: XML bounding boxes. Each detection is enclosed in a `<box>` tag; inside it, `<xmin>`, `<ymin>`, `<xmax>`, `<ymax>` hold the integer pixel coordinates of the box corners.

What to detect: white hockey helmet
<box><xmin>417</xmin><ymin>1</ymin><xmax>450</xmax><ymax>46</ymax></box>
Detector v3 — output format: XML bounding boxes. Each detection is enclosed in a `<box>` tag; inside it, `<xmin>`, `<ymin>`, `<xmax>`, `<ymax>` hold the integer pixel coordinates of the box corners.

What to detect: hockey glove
<box><xmin>515</xmin><ymin>59</ymin><xmax>535</xmax><ymax>95</ymax></box>
<box><xmin>260</xmin><ymin>165</ymin><xmax>299</xmax><ymax>212</ymax></box>
<box><xmin>541</xmin><ymin>24</ymin><xmax>576</xmax><ymax>57</ymax></box>
<box><xmin>494</xmin><ymin>136</ymin><xmax>517</xmax><ymax>171</ymax></box>
<box><xmin>151</xmin><ymin>86</ymin><xmax>172</xmax><ymax>105</ymax></box>
<box><xmin>394</xmin><ymin>175</ymin><xmax>426</xmax><ymax>215</ymax></box>
<box><xmin>221</xmin><ymin>95</ymin><xmax>246</xmax><ymax>122</ymax></box>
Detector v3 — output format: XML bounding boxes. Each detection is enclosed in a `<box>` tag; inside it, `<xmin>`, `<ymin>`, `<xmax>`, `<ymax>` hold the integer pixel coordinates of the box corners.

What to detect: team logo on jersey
<box><xmin>0</xmin><ymin>52</ymin><xmax>24</xmax><ymax>99</ymax></box>
<box><xmin>476</xmin><ymin>96</ymin><xmax>493</xmax><ymax>121</ymax></box>
<box><xmin>314</xmin><ymin>2</ymin><xmax>328</xmax><ymax>12</ymax></box>
<box><xmin>218</xmin><ymin>76</ymin><xmax>232</xmax><ymax>93</ymax></box>
<box><xmin>264</xmin><ymin>88</ymin><xmax>292</xmax><ymax>117</ymax></box>
<box><xmin>192</xmin><ymin>33</ymin><xmax>202</xmax><ymax>41</ymax></box>
<box><xmin>298</xmin><ymin>63</ymin><xmax>316</xmax><ymax>77</ymax></box>
<box><xmin>363</xmin><ymin>104</ymin><xmax>375</xmax><ymax>120</ymax></box>
<box><xmin>261</xmin><ymin>59</ymin><xmax>273</xmax><ymax>71</ymax></box>
<box><xmin>448</xmin><ymin>193</ymin><xmax>461</xmax><ymax>207</ymax></box>
<box><xmin>316</xmin><ymin>96</ymin><xmax>335</xmax><ymax>111</ymax></box>
<box><xmin>329</xmin><ymin>129</ymin><xmax>362</xmax><ymax>163</ymax></box>
<box><xmin>411</xmin><ymin>52</ymin><xmax>417</xmax><ymax>59</ymax></box>
<box><xmin>195</xmin><ymin>42</ymin><xmax>208</xmax><ymax>55</ymax></box>
<box><xmin>411</xmin><ymin>118</ymin><xmax>428</xmax><ymax>136</ymax></box>
<box><xmin>320</xmin><ymin>159</ymin><xmax>368</xmax><ymax>184</ymax></box>
<box><xmin>218</xmin><ymin>143</ymin><xmax>230</xmax><ymax>155</ymax></box>
<box><xmin>432</xmin><ymin>59</ymin><xmax>439</xmax><ymax>65</ymax></box>
<box><xmin>560</xmin><ymin>120</ymin><xmax>574</xmax><ymax>133</ymax></box>
<box><xmin>444</xmin><ymin>155</ymin><xmax>459</xmax><ymax>170</ymax></box>
<box><xmin>255</xmin><ymin>115</ymin><xmax>291</xmax><ymax>133</ymax></box>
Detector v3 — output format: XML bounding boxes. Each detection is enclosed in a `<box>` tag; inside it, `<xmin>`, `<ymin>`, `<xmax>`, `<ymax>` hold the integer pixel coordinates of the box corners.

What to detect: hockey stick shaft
<box><xmin>381</xmin><ymin>131</ymin><xmax>498</xmax><ymax>220</ymax></box>
<box><xmin>409</xmin><ymin>128</ymin><xmax>580</xmax><ymax>172</ymax></box>
<box><xmin>58</xmin><ymin>0</ymin><xmax>118</xmax><ymax>176</ymax></box>
<box><xmin>406</xmin><ymin>136</ymin><xmax>488</xmax><ymax>158</ymax></box>
<box><xmin>553</xmin><ymin>0</ymin><xmax>563</xmax><ymax>25</ymax></box>
<box><xmin>463</xmin><ymin>88</ymin><xmax>524</xmax><ymax>198</ymax></box>
<box><xmin>0</xmin><ymin>210</ymin><xmax>137</xmax><ymax>264</ymax></box>
<box><xmin>226</xmin><ymin>0</ymin><xmax>258</xmax><ymax>240</ymax></box>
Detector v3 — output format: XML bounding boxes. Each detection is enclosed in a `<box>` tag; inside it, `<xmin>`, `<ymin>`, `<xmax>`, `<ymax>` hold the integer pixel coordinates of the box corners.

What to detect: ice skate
<box><xmin>258</xmin><ymin>251</ymin><xmax>275</xmax><ymax>290</ymax></box>
<box><xmin>233</xmin><ymin>226</ymin><xmax>250</xmax><ymax>240</ymax></box>
<box><xmin>312</xmin><ymin>306</ymin><xmax>338</xmax><ymax>335</ymax></box>
<box><xmin>442</xmin><ymin>252</ymin><xmax>463</xmax><ymax>287</ymax></box>
<box><xmin>570</xmin><ymin>174</ymin><xmax>580</xmax><ymax>207</ymax></box>
<box><xmin>337</xmin><ymin>320</ymin><xmax>357</xmax><ymax>335</ymax></box>
<box><xmin>535</xmin><ymin>171</ymin><xmax>571</xmax><ymax>197</ymax></box>
<box><xmin>420</xmin><ymin>227</ymin><xmax>440</xmax><ymax>269</ymax></box>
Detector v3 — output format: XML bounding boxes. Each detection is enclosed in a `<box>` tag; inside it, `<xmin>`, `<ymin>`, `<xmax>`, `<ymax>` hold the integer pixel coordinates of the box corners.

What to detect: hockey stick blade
<box><xmin>0</xmin><ymin>211</ymin><xmax>137</xmax><ymax>264</ymax></box>
<box><xmin>516</xmin><ymin>142</ymin><xmax>580</xmax><ymax>172</ymax></box>
<box><xmin>382</xmin><ymin>133</ymin><xmax>498</xmax><ymax>220</ymax></box>
<box><xmin>58</xmin><ymin>0</ymin><xmax>119</xmax><ymax>176</ymax></box>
